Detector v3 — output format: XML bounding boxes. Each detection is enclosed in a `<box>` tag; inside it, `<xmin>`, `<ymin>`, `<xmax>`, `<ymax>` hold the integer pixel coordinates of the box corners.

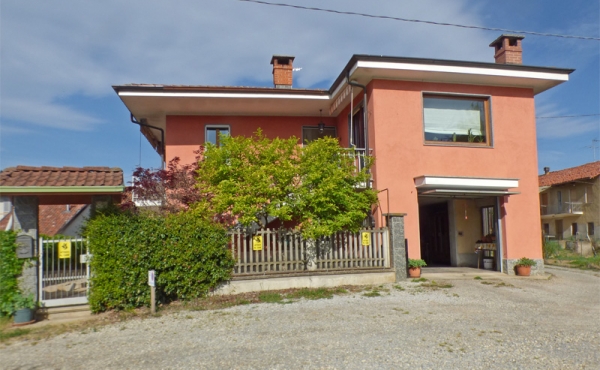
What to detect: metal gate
<box><xmin>39</xmin><ymin>237</ymin><xmax>90</xmax><ymax>307</ymax></box>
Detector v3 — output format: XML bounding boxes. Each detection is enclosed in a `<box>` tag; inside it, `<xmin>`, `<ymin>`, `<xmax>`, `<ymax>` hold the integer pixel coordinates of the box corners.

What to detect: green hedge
<box><xmin>84</xmin><ymin>208</ymin><xmax>235</xmax><ymax>313</ymax></box>
<box><xmin>0</xmin><ymin>231</ymin><xmax>25</xmax><ymax>317</ymax></box>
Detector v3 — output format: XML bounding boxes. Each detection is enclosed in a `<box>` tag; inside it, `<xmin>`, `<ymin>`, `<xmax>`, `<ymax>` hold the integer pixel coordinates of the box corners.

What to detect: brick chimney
<box><xmin>270</xmin><ymin>55</ymin><xmax>295</xmax><ymax>88</ymax></box>
<box><xmin>489</xmin><ymin>34</ymin><xmax>524</xmax><ymax>64</ymax></box>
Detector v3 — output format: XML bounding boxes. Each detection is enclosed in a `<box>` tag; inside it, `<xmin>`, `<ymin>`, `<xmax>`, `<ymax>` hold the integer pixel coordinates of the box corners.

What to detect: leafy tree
<box><xmin>197</xmin><ymin>130</ymin><xmax>377</xmax><ymax>238</ymax></box>
<box><xmin>295</xmin><ymin>137</ymin><xmax>377</xmax><ymax>239</ymax></box>
<box><xmin>124</xmin><ymin>156</ymin><xmax>203</xmax><ymax>214</ymax></box>
<box><xmin>197</xmin><ymin>129</ymin><xmax>300</xmax><ymax>228</ymax></box>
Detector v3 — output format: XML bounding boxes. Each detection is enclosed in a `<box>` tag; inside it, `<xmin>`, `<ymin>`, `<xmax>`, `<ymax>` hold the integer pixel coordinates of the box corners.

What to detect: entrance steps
<box><xmin>37</xmin><ymin>304</ymin><xmax>92</xmax><ymax>322</ymax></box>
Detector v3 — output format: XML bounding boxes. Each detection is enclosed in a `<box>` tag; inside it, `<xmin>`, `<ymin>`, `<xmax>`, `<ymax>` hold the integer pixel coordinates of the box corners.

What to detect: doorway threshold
<box><xmin>421</xmin><ymin>267</ymin><xmax>503</xmax><ymax>280</ymax></box>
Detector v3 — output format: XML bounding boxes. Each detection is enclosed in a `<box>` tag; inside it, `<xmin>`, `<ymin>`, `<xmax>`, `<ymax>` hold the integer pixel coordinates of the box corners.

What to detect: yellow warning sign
<box><xmin>361</xmin><ymin>232</ymin><xmax>371</xmax><ymax>246</ymax></box>
<box><xmin>58</xmin><ymin>241</ymin><xmax>71</xmax><ymax>259</ymax></box>
<box><xmin>252</xmin><ymin>236</ymin><xmax>263</xmax><ymax>251</ymax></box>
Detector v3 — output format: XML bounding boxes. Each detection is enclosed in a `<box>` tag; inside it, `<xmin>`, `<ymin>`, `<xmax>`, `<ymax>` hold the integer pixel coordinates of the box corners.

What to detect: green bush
<box><xmin>515</xmin><ymin>257</ymin><xmax>536</xmax><ymax>267</ymax></box>
<box><xmin>0</xmin><ymin>231</ymin><xmax>26</xmax><ymax>317</ymax></box>
<box><xmin>84</xmin><ymin>207</ymin><xmax>235</xmax><ymax>313</ymax></box>
<box><xmin>543</xmin><ymin>240</ymin><xmax>561</xmax><ymax>259</ymax></box>
<box><xmin>408</xmin><ymin>258</ymin><xmax>427</xmax><ymax>268</ymax></box>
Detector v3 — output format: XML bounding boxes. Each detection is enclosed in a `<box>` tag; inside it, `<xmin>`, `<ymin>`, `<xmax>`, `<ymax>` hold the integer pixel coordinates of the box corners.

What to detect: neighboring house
<box><xmin>39</xmin><ymin>204</ymin><xmax>90</xmax><ymax>237</ymax></box>
<box><xmin>539</xmin><ymin>161</ymin><xmax>600</xmax><ymax>242</ymax></box>
<box><xmin>114</xmin><ymin>34</ymin><xmax>573</xmax><ymax>274</ymax></box>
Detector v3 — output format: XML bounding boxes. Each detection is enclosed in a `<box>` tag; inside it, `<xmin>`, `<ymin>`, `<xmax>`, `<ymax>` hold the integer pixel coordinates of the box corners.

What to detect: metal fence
<box><xmin>228</xmin><ymin>228</ymin><xmax>390</xmax><ymax>276</ymax></box>
<box><xmin>39</xmin><ymin>237</ymin><xmax>90</xmax><ymax>307</ymax></box>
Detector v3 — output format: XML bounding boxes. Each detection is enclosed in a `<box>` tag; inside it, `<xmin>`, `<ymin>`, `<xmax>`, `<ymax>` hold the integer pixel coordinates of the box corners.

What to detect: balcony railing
<box><xmin>346</xmin><ymin>148</ymin><xmax>371</xmax><ymax>173</ymax></box>
<box><xmin>540</xmin><ymin>202</ymin><xmax>583</xmax><ymax>216</ymax></box>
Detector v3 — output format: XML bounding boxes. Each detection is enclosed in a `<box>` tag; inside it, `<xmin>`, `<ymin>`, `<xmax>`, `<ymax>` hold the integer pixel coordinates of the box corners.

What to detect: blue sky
<box><xmin>1</xmin><ymin>0</ymin><xmax>598</xmax><ymax>180</ymax></box>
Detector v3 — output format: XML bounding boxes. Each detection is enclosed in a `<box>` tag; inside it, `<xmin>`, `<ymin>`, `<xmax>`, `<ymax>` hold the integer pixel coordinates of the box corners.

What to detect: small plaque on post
<box><xmin>148</xmin><ymin>270</ymin><xmax>155</xmax><ymax>287</ymax></box>
<box><xmin>15</xmin><ymin>235</ymin><xmax>34</xmax><ymax>258</ymax></box>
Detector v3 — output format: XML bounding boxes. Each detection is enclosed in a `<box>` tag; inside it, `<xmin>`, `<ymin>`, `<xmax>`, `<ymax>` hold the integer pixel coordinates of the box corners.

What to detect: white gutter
<box><xmin>118</xmin><ymin>91</ymin><xmax>329</xmax><ymax>100</ymax></box>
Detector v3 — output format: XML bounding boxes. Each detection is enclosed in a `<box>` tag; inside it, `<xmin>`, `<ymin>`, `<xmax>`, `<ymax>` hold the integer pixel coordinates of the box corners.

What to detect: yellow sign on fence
<box><xmin>252</xmin><ymin>235</ymin><xmax>263</xmax><ymax>251</ymax></box>
<box><xmin>361</xmin><ymin>232</ymin><xmax>371</xmax><ymax>246</ymax></box>
<box><xmin>58</xmin><ymin>241</ymin><xmax>71</xmax><ymax>259</ymax></box>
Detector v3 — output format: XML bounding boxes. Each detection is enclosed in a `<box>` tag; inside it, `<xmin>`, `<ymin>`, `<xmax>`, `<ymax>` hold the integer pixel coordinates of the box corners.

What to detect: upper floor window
<box><xmin>206</xmin><ymin>125</ymin><xmax>230</xmax><ymax>147</ymax></box>
<box><xmin>423</xmin><ymin>94</ymin><xmax>491</xmax><ymax>146</ymax></box>
<box><xmin>302</xmin><ymin>126</ymin><xmax>337</xmax><ymax>145</ymax></box>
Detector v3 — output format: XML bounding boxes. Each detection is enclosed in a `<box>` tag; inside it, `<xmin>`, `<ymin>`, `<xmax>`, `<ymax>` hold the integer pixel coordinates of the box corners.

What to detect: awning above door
<box><xmin>414</xmin><ymin>176</ymin><xmax>519</xmax><ymax>198</ymax></box>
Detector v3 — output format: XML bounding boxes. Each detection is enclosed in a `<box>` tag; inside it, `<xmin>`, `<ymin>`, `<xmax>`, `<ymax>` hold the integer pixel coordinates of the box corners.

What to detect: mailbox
<box><xmin>15</xmin><ymin>235</ymin><xmax>34</xmax><ymax>258</ymax></box>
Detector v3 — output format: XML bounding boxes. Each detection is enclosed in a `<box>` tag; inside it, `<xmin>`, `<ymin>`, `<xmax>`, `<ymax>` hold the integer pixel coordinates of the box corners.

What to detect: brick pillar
<box><xmin>385</xmin><ymin>213</ymin><xmax>407</xmax><ymax>282</ymax></box>
<box><xmin>13</xmin><ymin>196</ymin><xmax>39</xmax><ymax>300</ymax></box>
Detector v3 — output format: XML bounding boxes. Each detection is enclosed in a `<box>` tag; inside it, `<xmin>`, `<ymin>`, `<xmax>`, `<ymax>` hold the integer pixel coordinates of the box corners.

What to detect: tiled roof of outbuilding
<box><xmin>39</xmin><ymin>204</ymin><xmax>88</xmax><ymax>236</ymax></box>
<box><xmin>539</xmin><ymin>161</ymin><xmax>600</xmax><ymax>187</ymax></box>
<box><xmin>0</xmin><ymin>166</ymin><xmax>124</xmax><ymax>187</ymax></box>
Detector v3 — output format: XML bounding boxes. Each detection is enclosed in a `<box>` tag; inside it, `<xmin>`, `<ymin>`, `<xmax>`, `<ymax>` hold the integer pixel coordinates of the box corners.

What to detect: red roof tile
<box><xmin>0</xmin><ymin>166</ymin><xmax>123</xmax><ymax>187</ymax></box>
<box><xmin>539</xmin><ymin>161</ymin><xmax>600</xmax><ymax>187</ymax></box>
<box><xmin>39</xmin><ymin>204</ymin><xmax>88</xmax><ymax>236</ymax></box>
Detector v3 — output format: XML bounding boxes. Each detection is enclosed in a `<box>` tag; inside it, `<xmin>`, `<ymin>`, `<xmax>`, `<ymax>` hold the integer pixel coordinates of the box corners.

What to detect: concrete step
<box><xmin>37</xmin><ymin>304</ymin><xmax>92</xmax><ymax>321</ymax></box>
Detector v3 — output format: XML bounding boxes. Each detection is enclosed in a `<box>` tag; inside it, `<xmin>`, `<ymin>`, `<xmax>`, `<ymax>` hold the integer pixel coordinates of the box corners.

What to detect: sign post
<box><xmin>148</xmin><ymin>270</ymin><xmax>156</xmax><ymax>314</ymax></box>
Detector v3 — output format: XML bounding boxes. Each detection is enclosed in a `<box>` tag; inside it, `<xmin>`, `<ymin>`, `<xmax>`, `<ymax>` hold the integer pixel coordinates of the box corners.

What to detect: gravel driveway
<box><xmin>2</xmin><ymin>267</ymin><xmax>599</xmax><ymax>369</ymax></box>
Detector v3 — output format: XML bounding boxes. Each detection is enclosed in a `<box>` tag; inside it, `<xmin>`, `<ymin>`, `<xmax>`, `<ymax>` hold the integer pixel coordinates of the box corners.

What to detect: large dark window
<box><xmin>423</xmin><ymin>94</ymin><xmax>490</xmax><ymax>145</ymax></box>
<box><xmin>348</xmin><ymin>106</ymin><xmax>365</xmax><ymax>149</ymax></box>
<box><xmin>302</xmin><ymin>126</ymin><xmax>337</xmax><ymax>145</ymax></box>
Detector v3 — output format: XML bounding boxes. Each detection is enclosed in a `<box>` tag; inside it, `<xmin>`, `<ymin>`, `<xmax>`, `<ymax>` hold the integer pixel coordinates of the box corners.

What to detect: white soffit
<box><xmin>344</xmin><ymin>60</ymin><xmax>569</xmax><ymax>95</ymax></box>
<box><xmin>414</xmin><ymin>176</ymin><xmax>519</xmax><ymax>191</ymax></box>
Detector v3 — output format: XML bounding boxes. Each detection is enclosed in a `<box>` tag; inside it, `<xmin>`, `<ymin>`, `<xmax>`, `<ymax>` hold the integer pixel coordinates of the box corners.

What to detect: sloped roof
<box><xmin>39</xmin><ymin>204</ymin><xmax>88</xmax><ymax>236</ymax></box>
<box><xmin>539</xmin><ymin>161</ymin><xmax>600</xmax><ymax>187</ymax></box>
<box><xmin>0</xmin><ymin>166</ymin><xmax>123</xmax><ymax>187</ymax></box>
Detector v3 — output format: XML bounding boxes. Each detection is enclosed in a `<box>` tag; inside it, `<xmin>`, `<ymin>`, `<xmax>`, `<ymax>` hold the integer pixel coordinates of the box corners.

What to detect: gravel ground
<box><xmin>1</xmin><ymin>267</ymin><xmax>599</xmax><ymax>370</ymax></box>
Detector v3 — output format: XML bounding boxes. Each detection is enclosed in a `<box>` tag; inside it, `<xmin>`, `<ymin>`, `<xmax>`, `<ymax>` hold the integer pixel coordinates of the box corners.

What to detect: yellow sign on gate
<box><xmin>361</xmin><ymin>232</ymin><xmax>371</xmax><ymax>246</ymax></box>
<box><xmin>58</xmin><ymin>241</ymin><xmax>72</xmax><ymax>259</ymax></box>
<box><xmin>252</xmin><ymin>235</ymin><xmax>263</xmax><ymax>251</ymax></box>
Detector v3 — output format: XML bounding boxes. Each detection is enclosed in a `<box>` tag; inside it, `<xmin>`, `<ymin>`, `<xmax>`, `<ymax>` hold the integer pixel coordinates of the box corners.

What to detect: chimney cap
<box><xmin>270</xmin><ymin>55</ymin><xmax>295</xmax><ymax>65</ymax></box>
<box><xmin>543</xmin><ymin>167</ymin><xmax>550</xmax><ymax>175</ymax></box>
<box><xmin>489</xmin><ymin>34</ymin><xmax>525</xmax><ymax>47</ymax></box>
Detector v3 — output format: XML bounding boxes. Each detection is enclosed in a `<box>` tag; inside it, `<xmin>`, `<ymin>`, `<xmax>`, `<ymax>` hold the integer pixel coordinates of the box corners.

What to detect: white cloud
<box><xmin>0</xmin><ymin>0</ymin><xmax>493</xmax><ymax>130</ymax></box>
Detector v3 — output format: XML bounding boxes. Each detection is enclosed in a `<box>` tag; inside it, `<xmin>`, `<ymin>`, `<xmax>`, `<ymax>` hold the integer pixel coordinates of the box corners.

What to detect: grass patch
<box><xmin>286</xmin><ymin>288</ymin><xmax>333</xmax><ymax>300</ymax></box>
<box><xmin>363</xmin><ymin>291</ymin><xmax>381</xmax><ymax>297</ymax></box>
<box><xmin>474</xmin><ymin>276</ymin><xmax>482</xmax><ymax>280</ymax></box>
<box><xmin>393</xmin><ymin>285</ymin><xmax>405</xmax><ymax>291</ymax></box>
<box><xmin>481</xmin><ymin>281</ymin><xmax>495</xmax><ymax>285</ymax></box>
<box><xmin>411</xmin><ymin>277</ymin><xmax>428</xmax><ymax>283</ymax></box>
<box><xmin>258</xmin><ymin>292</ymin><xmax>283</xmax><ymax>303</ymax></box>
<box><xmin>545</xmin><ymin>249</ymin><xmax>600</xmax><ymax>271</ymax></box>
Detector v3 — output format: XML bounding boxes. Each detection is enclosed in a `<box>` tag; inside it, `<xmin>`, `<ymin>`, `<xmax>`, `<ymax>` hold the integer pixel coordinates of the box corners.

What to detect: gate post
<box><xmin>13</xmin><ymin>196</ymin><xmax>40</xmax><ymax>300</ymax></box>
<box><xmin>384</xmin><ymin>213</ymin><xmax>407</xmax><ymax>282</ymax></box>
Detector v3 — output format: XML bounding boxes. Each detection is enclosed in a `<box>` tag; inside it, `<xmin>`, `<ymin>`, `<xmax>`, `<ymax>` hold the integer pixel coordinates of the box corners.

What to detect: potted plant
<box><xmin>12</xmin><ymin>293</ymin><xmax>37</xmax><ymax>325</ymax></box>
<box><xmin>514</xmin><ymin>257</ymin><xmax>536</xmax><ymax>276</ymax></box>
<box><xmin>407</xmin><ymin>258</ymin><xmax>427</xmax><ymax>278</ymax></box>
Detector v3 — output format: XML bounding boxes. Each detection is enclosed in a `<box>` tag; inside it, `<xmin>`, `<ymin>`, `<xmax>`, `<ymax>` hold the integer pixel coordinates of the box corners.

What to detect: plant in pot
<box><xmin>515</xmin><ymin>257</ymin><xmax>536</xmax><ymax>277</ymax></box>
<box><xmin>12</xmin><ymin>293</ymin><xmax>37</xmax><ymax>325</ymax></box>
<box><xmin>407</xmin><ymin>259</ymin><xmax>427</xmax><ymax>278</ymax></box>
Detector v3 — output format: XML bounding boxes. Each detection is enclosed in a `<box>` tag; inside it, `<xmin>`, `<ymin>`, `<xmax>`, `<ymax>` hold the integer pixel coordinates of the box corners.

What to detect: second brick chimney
<box><xmin>271</xmin><ymin>55</ymin><xmax>295</xmax><ymax>88</ymax></box>
<box><xmin>489</xmin><ymin>34</ymin><xmax>524</xmax><ymax>64</ymax></box>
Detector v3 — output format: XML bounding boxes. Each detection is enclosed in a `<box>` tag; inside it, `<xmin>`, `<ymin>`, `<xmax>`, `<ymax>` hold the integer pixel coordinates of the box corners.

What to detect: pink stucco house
<box><xmin>114</xmin><ymin>35</ymin><xmax>573</xmax><ymax>275</ymax></box>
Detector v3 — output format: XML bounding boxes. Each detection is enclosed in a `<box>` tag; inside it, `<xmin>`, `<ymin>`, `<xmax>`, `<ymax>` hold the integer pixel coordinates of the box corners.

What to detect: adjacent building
<box><xmin>539</xmin><ymin>161</ymin><xmax>600</xmax><ymax>242</ymax></box>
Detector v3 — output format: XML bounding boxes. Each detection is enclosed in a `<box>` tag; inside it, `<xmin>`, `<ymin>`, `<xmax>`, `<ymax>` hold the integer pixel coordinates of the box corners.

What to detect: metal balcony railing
<box><xmin>540</xmin><ymin>202</ymin><xmax>583</xmax><ymax>216</ymax></box>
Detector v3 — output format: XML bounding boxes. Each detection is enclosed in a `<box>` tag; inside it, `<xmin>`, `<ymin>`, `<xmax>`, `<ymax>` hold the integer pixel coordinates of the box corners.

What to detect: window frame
<box><xmin>301</xmin><ymin>125</ymin><xmax>338</xmax><ymax>146</ymax></box>
<box><xmin>205</xmin><ymin>125</ymin><xmax>230</xmax><ymax>147</ymax></box>
<box><xmin>422</xmin><ymin>92</ymin><xmax>493</xmax><ymax>147</ymax></box>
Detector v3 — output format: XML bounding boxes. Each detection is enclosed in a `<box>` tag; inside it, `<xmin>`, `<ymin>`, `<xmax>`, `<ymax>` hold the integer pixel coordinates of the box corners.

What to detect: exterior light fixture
<box><xmin>318</xmin><ymin>109</ymin><xmax>325</xmax><ymax>133</ymax></box>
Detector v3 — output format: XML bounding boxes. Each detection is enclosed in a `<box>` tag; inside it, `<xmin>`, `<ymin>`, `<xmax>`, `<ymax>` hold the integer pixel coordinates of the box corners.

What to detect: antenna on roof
<box><xmin>583</xmin><ymin>139</ymin><xmax>599</xmax><ymax>161</ymax></box>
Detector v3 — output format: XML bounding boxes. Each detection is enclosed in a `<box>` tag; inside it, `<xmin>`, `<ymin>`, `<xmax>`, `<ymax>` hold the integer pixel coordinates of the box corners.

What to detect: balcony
<box><xmin>345</xmin><ymin>148</ymin><xmax>372</xmax><ymax>188</ymax></box>
<box><xmin>540</xmin><ymin>202</ymin><xmax>583</xmax><ymax>219</ymax></box>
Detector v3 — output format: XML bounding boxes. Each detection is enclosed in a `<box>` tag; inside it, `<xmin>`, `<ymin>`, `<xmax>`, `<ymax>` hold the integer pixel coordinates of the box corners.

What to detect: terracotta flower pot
<box><xmin>515</xmin><ymin>265</ymin><xmax>531</xmax><ymax>276</ymax></box>
<box><xmin>408</xmin><ymin>267</ymin><xmax>421</xmax><ymax>278</ymax></box>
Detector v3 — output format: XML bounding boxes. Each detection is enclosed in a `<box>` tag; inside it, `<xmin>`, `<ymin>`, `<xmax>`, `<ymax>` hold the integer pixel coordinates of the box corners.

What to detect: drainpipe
<box><xmin>347</xmin><ymin>75</ymin><xmax>370</xmax><ymax>187</ymax></box>
<box><xmin>130</xmin><ymin>114</ymin><xmax>165</xmax><ymax>169</ymax></box>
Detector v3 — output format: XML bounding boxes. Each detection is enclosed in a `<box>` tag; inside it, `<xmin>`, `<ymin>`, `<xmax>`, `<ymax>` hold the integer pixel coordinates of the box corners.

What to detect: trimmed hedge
<box><xmin>84</xmin><ymin>208</ymin><xmax>235</xmax><ymax>313</ymax></box>
<box><xmin>0</xmin><ymin>231</ymin><xmax>25</xmax><ymax>317</ymax></box>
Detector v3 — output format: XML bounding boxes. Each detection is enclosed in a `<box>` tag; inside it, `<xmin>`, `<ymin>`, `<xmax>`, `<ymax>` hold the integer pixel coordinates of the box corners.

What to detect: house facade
<box><xmin>114</xmin><ymin>35</ymin><xmax>573</xmax><ymax>275</ymax></box>
<box><xmin>539</xmin><ymin>161</ymin><xmax>600</xmax><ymax>247</ymax></box>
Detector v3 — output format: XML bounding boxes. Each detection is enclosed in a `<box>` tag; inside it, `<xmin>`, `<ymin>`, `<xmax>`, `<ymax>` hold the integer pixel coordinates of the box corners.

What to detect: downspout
<box><xmin>347</xmin><ymin>75</ymin><xmax>370</xmax><ymax>188</ymax></box>
<box><xmin>130</xmin><ymin>114</ymin><xmax>165</xmax><ymax>169</ymax></box>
